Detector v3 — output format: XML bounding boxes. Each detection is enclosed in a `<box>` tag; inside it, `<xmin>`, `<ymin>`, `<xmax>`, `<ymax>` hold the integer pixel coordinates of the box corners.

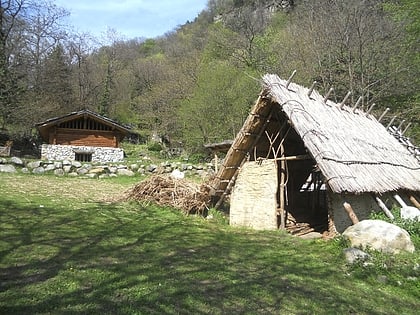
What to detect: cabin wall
<box><xmin>41</xmin><ymin>144</ymin><xmax>124</xmax><ymax>162</ymax></box>
<box><xmin>230</xmin><ymin>160</ymin><xmax>278</xmax><ymax>230</ymax></box>
<box><xmin>328</xmin><ymin>192</ymin><xmax>396</xmax><ymax>233</ymax></box>
<box><xmin>50</xmin><ymin>129</ymin><xmax>119</xmax><ymax>147</ymax></box>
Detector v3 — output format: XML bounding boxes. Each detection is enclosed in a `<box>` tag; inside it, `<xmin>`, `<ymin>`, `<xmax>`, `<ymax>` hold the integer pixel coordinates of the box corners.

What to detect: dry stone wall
<box><xmin>0</xmin><ymin>156</ymin><xmax>215</xmax><ymax>179</ymax></box>
<box><xmin>41</xmin><ymin>144</ymin><xmax>124</xmax><ymax>163</ymax></box>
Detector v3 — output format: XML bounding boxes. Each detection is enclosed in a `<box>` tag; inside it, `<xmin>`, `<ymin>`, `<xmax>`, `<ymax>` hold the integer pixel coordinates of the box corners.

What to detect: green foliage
<box><xmin>178</xmin><ymin>60</ymin><xmax>259</xmax><ymax>151</ymax></box>
<box><xmin>370</xmin><ymin>207</ymin><xmax>420</xmax><ymax>246</ymax></box>
<box><xmin>147</xmin><ymin>141</ymin><xmax>163</xmax><ymax>152</ymax></box>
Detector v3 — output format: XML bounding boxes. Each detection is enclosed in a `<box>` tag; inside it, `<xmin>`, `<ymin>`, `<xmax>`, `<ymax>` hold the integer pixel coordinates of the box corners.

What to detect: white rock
<box><xmin>342</xmin><ymin>219</ymin><xmax>415</xmax><ymax>254</ymax></box>
<box><xmin>170</xmin><ymin>169</ymin><xmax>185</xmax><ymax>179</ymax></box>
<box><xmin>401</xmin><ymin>206</ymin><xmax>420</xmax><ymax>221</ymax></box>
<box><xmin>0</xmin><ymin>164</ymin><xmax>17</xmax><ymax>173</ymax></box>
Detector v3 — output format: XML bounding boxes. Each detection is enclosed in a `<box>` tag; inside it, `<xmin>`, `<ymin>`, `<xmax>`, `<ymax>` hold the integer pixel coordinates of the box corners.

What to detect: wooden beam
<box><xmin>279</xmin><ymin>143</ymin><xmax>286</xmax><ymax>230</ymax></box>
<box><xmin>274</xmin><ymin>154</ymin><xmax>311</xmax><ymax>161</ymax></box>
<box><xmin>343</xmin><ymin>202</ymin><xmax>359</xmax><ymax>225</ymax></box>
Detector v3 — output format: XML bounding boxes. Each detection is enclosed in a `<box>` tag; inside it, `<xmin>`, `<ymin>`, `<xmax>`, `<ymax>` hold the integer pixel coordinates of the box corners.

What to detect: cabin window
<box><xmin>75</xmin><ymin>152</ymin><xmax>92</xmax><ymax>162</ymax></box>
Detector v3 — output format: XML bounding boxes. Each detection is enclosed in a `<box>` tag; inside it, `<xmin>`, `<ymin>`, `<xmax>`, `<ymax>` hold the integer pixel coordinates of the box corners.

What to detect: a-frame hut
<box><xmin>209</xmin><ymin>74</ymin><xmax>420</xmax><ymax>234</ymax></box>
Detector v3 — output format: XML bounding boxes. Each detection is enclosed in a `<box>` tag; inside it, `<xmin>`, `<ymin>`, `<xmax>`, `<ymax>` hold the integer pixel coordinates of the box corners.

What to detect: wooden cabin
<box><xmin>37</xmin><ymin>109</ymin><xmax>130</xmax><ymax>148</ymax></box>
<box><xmin>209</xmin><ymin>74</ymin><xmax>420</xmax><ymax>235</ymax></box>
<box><xmin>36</xmin><ymin>110</ymin><xmax>131</xmax><ymax>162</ymax></box>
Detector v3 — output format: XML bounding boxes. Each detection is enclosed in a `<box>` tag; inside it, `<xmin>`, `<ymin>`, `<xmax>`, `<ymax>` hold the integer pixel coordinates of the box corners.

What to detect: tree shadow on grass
<box><xmin>0</xmin><ymin>198</ymin><xmax>418</xmax><ymax>315</ymax></box>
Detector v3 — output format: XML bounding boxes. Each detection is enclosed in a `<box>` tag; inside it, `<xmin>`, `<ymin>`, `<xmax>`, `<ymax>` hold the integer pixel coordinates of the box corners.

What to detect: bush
<box><xmin>147</xmin><ymin>141</ymin><xmax>163</xmax><ymax>152</ymax></box>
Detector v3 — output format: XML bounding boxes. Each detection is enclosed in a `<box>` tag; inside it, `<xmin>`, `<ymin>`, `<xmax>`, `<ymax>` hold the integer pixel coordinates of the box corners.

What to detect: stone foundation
<box><xmin>41</xmin><ymin>144</ymin><xmax>124</xmax><ymax>162</ymax></box>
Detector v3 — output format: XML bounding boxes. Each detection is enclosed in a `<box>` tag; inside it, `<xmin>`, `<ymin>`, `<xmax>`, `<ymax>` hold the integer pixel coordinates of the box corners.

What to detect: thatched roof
<box><xmin>210</xmin><ymin>74</ymin><xmax>420</xmax><ymax>198</ymax></box>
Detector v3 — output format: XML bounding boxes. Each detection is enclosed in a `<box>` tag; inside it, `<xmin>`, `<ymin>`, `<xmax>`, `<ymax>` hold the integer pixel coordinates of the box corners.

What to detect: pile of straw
<box><xmin>125</xmin><ymin>175</ymin><xmax>211</xmax><ymax>215</ymax></box>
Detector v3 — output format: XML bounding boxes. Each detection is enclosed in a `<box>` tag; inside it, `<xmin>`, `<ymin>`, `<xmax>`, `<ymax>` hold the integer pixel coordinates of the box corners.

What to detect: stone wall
<box><xmin>230</xmin><ymin>160</ymin><xmax>278</xmax><ymax>230</ymax></box>
<box><xmin>41</xmin><ymin>144</ymin><xmax>124</xmax><ymax>162</ymax></box>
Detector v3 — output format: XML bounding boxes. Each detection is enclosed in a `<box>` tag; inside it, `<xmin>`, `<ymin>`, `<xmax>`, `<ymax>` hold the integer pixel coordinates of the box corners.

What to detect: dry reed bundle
<box><xmin>125</xmin><ymin>175</ymin><xmax>211</xmax><ymax>215</ymax></box>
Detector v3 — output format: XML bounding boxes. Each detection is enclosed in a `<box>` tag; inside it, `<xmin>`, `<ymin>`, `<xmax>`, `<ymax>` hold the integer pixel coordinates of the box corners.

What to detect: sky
<box><xmin>54</xmin><ymin>0</ymin><xmax>209</xmax><ymax>40</ymax></box>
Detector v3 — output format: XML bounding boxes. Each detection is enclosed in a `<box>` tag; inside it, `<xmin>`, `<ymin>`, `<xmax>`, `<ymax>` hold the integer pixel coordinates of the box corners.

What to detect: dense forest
<box><xmin>1</xmin><ymin>0</ymin><xmax>419</xmax><ymax>153</ymax></box>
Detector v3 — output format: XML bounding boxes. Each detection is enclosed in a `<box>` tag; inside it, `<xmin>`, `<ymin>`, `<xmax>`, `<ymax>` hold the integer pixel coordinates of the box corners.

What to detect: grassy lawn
<box><xmin>0</xmin><ymin>173</ymin><xmax>419</xmax><ymax>314</ymax></box>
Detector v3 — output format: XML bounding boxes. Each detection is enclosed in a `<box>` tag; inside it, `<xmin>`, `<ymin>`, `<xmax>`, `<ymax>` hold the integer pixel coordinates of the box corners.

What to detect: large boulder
<box><xmin>342</xmin><ymin>219</ymin><xmax>415</xmax><ymax>254</ymax></box>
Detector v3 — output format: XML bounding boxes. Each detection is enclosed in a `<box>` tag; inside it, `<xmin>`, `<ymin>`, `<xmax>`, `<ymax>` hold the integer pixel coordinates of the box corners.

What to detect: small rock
<box><xmin>32</xmin><ymin>167</ymin><xmax>45</xmax><ymax>174</ymax></box>
<box><xmin>117</xmin><ymin>169</ymin><xmax>135</xmax><ymax>176</ymax></box>
<box><xmin>44</xmin><ymin>164</ymin><xmax>56</xmax><ymax>172</ymax></box>
<box><xmin>0</xmin><ymin>164</ymin><xmax>17</xmax><ymax>173</ymax></box>
<box><xmin>27</xmin><ymin>161</ymin><xmax>42</xmax><ymax>169</ymax></box>
<box><xmin>10</xmin><ymin>156</ymin><xmax>24</xmax><ymax>166</ymax></box>
<box><xmin>54</xmin><ymin>169</ymin><xmax>65</xmax><ymax>176</ymax></box>
<box><xmin>343</xmin><ymin>248</ymin><xmax>371</xmax><ymax>264</ymax></box>
<box><xmin>62</xmin><ymin>159</ymin><xmax>72</xmax><ymax>166</ymax></box>
<box><xmin>72</xmin><ymin>161</ymin><xmax>82</xmax><ymax>168</ymax></box>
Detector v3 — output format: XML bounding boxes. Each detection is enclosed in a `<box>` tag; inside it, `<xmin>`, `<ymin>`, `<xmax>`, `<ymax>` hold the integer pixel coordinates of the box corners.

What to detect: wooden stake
<box><xmin>386</xmin><ymin>116</ymin><xmax>396</xmax><ymax>129</ymax></box>
<box><xmin>307</xmin><ymin>81</ymin><xmax>317</xmax><ymax>98</ymax></box>
<box><xmin>378</xmin><ymin>107</ymin><xmax>390</xmax><ymax>122</ymax></box>
<box><xmin>352</xmin><ymin>96</ymin><xmax>363</xmax><ymax>112</ymax></box>
<box><xmin>339</xmin><ymin>91</ymin><xmax>352</xmax><ymax>109</ymax></box>
<box><xmin>285</xmin><ymin>70</ymin><xmax>297</xmax><ymax>89</ymax></box>
<box><xmin>397</xmin><ymin>119</ymin><xmax>406</xmax><ymax>132</ymax></box>
<box><xmin>365</xmin><ymin>103</ymin><xmax>376</xmax><ymax>116</ymax></box>
<box><xmin>375</xmin><ymin>196</ymin><xmax>394</xmax><ymax>220</ymax></box>
<box><xmin>409</xmin><ymin>196</ymin><xmax>420</xmax><ymax>209</ymax></box>
<box><xmin>402</xmin><ymin>122</ymin><xmax>412</xmax><ymax>135</ymax></box>
<box><xmin>323</xmin><ymin>87</ymin><xmax>334</xmax><ymax>103</ymax></box>
<box><xmin>343</xmin><ymin>202</ymin><xmax>359</xmax><ymax>224</ymax></box>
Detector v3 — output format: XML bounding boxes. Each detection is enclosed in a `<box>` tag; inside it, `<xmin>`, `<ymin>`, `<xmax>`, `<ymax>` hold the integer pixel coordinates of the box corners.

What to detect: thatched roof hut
<box><xmin>210</xmin><ymin>74</ymin><xmax>419</xmax><ymax>233</ymax></box>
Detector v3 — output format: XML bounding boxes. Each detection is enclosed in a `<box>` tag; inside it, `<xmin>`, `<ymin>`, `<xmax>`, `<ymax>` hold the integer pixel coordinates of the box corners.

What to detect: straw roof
<box><xmin>210</xmin><ymin>74</ymin><xmax>420</xmax><ymax>197</ymax></box>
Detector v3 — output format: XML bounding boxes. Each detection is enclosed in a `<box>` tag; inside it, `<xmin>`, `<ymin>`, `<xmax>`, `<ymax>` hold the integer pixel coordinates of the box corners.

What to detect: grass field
<box><xmin>0</xmin><ymin>173</ymin><xmax>419</xmax><ymax>314</ymax></box>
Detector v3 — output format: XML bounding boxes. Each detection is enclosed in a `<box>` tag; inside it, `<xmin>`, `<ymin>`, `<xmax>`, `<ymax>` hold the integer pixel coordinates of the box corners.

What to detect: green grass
<box><xmin>0</xmin><ymin>173</ymin><xmax>419</xmax><ymax>314</ymax></box>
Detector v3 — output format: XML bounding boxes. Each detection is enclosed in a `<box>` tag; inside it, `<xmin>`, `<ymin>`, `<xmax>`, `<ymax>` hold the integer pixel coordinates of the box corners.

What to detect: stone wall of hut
<box><xmin>328</xmin><ymin>192</ymin><xmax>395</xmax><ymax>233</ymax></box>
<box><xmin>230</xmin><ymin>160</ymin><xmax>278</xmax><ymax>230</ymax></box>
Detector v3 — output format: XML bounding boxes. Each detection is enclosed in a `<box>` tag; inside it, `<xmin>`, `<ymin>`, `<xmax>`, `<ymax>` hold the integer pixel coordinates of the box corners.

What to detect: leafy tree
<box><xmin>0</xmin><ymin>0</ymin><xmax>24</xmax><ymax>129</ymax></box>
<box><xmin>178</xmin><ymin>60</ymin><xmax>259</xmax><ymax>151</ymax></box>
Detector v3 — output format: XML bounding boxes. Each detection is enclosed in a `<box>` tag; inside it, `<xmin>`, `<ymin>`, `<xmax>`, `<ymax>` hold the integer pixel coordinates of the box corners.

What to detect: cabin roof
<box><xmin>36</xmin><ymin>109</ymin><xmax>131</xmax><ymax>141</ymax></box>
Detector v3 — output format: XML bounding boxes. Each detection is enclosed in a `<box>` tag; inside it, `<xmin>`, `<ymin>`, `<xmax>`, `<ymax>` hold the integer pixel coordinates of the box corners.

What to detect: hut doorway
<box><xmin>276</xmin><ymin>158</ymin><xmax>328</xmax><ymax>234</ymax></box>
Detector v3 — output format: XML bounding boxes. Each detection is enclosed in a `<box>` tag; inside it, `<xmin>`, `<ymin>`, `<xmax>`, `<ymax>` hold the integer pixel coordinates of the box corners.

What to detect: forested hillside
<box><xmin>1</xmin><ymin>0</ymin><xmax>419</xmax><ymax>153</ymax></box>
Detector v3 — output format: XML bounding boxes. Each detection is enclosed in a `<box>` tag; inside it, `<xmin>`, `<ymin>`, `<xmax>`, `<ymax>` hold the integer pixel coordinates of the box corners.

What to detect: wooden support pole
<box><xmin>285</xmin><ymin>70</ymin><xmax>297</xmax><ymax>89</ymax></box>
<box><xmin>397</xmin><ymin>119</ymin><xmax>406</xmax><ymax>132</ymax></box>
<box><xmin>402</xmin><ymin>122</ymin><xmax>412</xmax><ymax>135</ymax></box>
<box><xmin>307</xmin><ymin>81</ymin><xmax>317</xmax><ymax>98</ymax></box>
<box><xmin>352</xmin><ymin>96</ymin><xmax>363</xmax><ymax>112</ymax></box>
<box><xmin>365</xmin><ymin>103</ymin><xmax>376</xmax><ymax>116</ymax></box>
<box><xmin>386</xmin><ymin>116</ymin><xmax>396</xmax><ymax>129</ymax></box>
<box><xmin>279</xmin><ymin>143</ymin><xmax>286</xmax><ymax>230</ymax></box>
<box><xmin>343</xmin><ymin>202</ymin><xmax>359</xmax><ymax>225</ymax></box>
<box><xmin>323</xmin><ymin>87</ymin><xmax>334</xmax><ymax>103</ymax></box>
<box><xmin>378</xmin><ymin>107</ymin><xmax>390</xmax><ymax>122</ymax></box>
<box><xmin>339</xmin><ymin>91</ymin><xmax>352</xmax><ymax>109</ymax></box>
<box><xmin>375</xmin><ymin>196</ymin><xmax>394</xmax><ymax>220</ymax></box>
<box><xmin>410</xmin><ymin>196</ymin><xmax>420</xmax><ymax>209</ymax></box>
